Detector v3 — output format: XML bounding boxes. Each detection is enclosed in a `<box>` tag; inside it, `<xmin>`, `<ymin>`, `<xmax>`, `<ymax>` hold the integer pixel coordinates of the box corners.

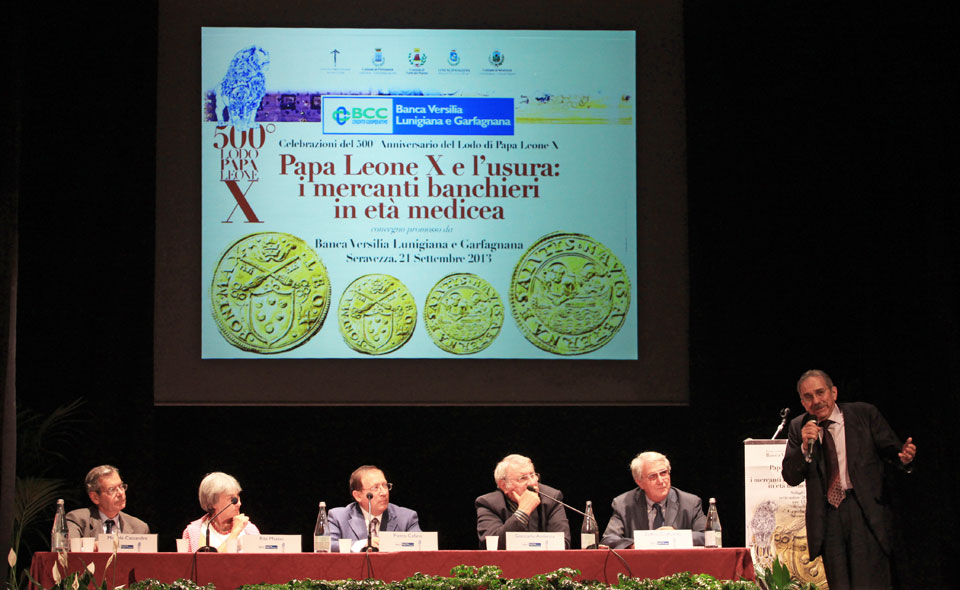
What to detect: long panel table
<box><xmin>31</xmin><ymin>549</ymin><xmax>755</xmax><ymax>589</ymax></box>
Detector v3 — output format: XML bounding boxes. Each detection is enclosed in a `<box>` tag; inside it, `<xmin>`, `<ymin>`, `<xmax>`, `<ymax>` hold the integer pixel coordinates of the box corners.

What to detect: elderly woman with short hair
<box><xmin>182</xmin><ymin>472</ymin><xmax>259</xmax><ymax>552</ymax></box>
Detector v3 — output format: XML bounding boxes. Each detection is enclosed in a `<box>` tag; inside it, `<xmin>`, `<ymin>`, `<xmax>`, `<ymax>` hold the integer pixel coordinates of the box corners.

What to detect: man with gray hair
<box><xmin>475</xmin><ymin>454</ymin><xmax>570</xmax><ymax>549</ymax></box>
<box><xmin>65</xmin><ymin>465</ymin><xmax>150</xmax><ymax>538</ymax></box>
<box><xmin>601</xmin><ymin>451</ymin><xmax>706</xmax><ymax>548</ymax></box>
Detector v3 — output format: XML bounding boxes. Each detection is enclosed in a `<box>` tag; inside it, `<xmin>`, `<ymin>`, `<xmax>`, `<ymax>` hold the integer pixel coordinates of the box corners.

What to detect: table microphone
<box><xmin>364</xmin><ymin>493</ymin><xmax>379</xmax><ymax>552</ymax></box>
<box><xmin>527</xmin><ymin>485</ymin><xmax>589</xmax><ymax>518</ymax></box>
<box><xmin>771</xmin><ymin>407</ymin><xmax>790</xmax><ymax>439</ymax></box>
<box><xmin>198</xmin><ymin>496</ymin><xmax>238</xmax><ymax>552</ymax></box>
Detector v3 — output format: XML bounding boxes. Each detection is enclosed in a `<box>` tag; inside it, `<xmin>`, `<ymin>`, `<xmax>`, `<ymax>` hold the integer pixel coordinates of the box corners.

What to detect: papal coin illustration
<box><xmin>509</xmin><ymin>231</ymin><xmax>630</xmax><ymax>355</ymax></box>
<box><xmin>424</xmin><ymin>273</ymin><xmax>504</xmax><ymax>354</ymax></box>
<box><xmin>338</xmin><ymin>274</ymin><xmax>417</xmax><ymax>355</ymax></box>
<box><xmin>210</xmin><ymin>232</ymin><xmax>331</xmax><ymax>354</ymax></box>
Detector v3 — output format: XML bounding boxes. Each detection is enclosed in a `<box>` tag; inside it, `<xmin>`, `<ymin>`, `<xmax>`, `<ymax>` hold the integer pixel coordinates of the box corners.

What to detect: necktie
<box><xmin>369</xmin><ymin>517</ymin><xmax>379</xmax><ymax>539</ymax></box>
<box><xmin>105</xmin><ymin>520</ymin><xmax>115</xmax><ymax>534</ymax></box>
<box><xmin>820</xmin><ymin>420</ymin><xmax>846</xmax><ymax>508</ymax></box>
<box><xmin>652</xmin><ymin>503</ymin><xmax>664</xmax><ymax>529</ymax></box>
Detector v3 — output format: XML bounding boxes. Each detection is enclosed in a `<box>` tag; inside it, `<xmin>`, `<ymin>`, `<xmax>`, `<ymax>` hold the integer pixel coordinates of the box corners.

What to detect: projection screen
<box><xmin>155</xmin><ymin>0</ymin><xmax>687</xmax><ymax>405</ymax></box>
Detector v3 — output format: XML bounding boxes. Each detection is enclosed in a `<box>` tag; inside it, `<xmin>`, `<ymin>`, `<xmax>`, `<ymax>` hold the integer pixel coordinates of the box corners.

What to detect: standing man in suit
<box><xmin>475</xmin><ymin>454</ymin><xmax>571</xmax><ymax>549</ymax></box>
<box><xmin>65</xmin><ymin>465</ymin><xmax>150</xmax><ymax>537</ymax></box>
<box><xmin>782</xmin><ymin>369</ymin><xmax>916</xmax><ymax>590</ymax></box>
<box><xmin>327</xmin><ymin>465</ymin><xmax>420</xmax><ymax>552</ymax></box>
<box><xmin>601</xmin><ymin>451</ymin><xmax>707</xmax><ymax>548</ymax></box>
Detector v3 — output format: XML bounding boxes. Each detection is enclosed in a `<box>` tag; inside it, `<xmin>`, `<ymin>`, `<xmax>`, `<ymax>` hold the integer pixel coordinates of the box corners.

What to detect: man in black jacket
<box><xmin>475</xmin><ymin>454</ymin><xmax>570</xmax><ymax>549</ymax></box>
<box><xmin>782</xmin><ymin>370</ymin><xmax>916</xmax><ymax>590</ymax></box>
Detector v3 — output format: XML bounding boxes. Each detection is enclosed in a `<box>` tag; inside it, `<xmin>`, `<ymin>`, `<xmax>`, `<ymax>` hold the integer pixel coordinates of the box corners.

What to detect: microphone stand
<box><xmin>528</xmin><ymin>485</ymin><xmax>589</xmax><ymax>518</ymax></box>
<box><xmin>363</xmin><ymin>493</ymin><xmax>379</xmax><ymax>553</ymax></box>
<box><xmin>198</xmin><ymin>497</ymin><xmax>239</xmax><ymax>553</ymax></box>
<box><xmin>771</xmin><ymin>407</ymin><xmax>790</xmax><ymax>439</ymax></box>
<box><xmin>361</xmin><ymin>492</ymin><xmax>377</xmax><ymax>580</ymax></box>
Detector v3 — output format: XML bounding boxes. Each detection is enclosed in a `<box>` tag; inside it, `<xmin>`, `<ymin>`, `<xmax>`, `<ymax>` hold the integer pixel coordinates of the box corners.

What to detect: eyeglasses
<box><xmin>363</xmin><ymin>483</ymin><xmax>393</xmax><ymax>493</ymax></box>
<box><xmin>510</xmin><ymin>472</ymin><xmax>540</xmax><ymax>484</ymax></box>
<box><xmin>100</xmin><ymin>483</ymin><xmax>128</xmax><ymax>496</ymax></box>
<box><xmin>644</xmin><ymin>469</ymin><xmax>671</xmax><ymax>482</ymax></box>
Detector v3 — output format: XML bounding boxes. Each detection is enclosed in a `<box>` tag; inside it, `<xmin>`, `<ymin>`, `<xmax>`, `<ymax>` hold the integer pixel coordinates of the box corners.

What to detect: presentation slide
<box><xmin>201</xmin><ymin>28</ymin><xmax>637</xmax><ymax>360</ymax></box>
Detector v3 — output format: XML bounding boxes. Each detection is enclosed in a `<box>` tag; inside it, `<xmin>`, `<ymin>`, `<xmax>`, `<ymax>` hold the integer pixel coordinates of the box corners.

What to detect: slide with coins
<box><xmin>201</xmin><ymin>28</ymin><xmax>637</xmax><ymax>360</ymax></box>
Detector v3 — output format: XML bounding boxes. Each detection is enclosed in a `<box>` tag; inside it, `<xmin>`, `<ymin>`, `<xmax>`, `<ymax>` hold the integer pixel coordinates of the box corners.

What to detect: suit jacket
<box><xmin>475</xmin><ymin>484</ymin><xmax>571</xmax><ymax>549</ymax></box>
<box><xmin>327</xmin><ymin>502</ymin><xmax>421</xmax><ymax>552</ymax></box>
<box><xmin>65</xmin><ymin>506</ymin><xmax>150</xmax><ymax>538</ymax></box>
<box><xmin>782</xmin><ymin>402</ymin><xmax>910</xmax><ymax>560</ymax></box>
<box><xmin>600</xmin><ymin>486</ymin><xmax>707</xmax><ymax>548</ymax></box>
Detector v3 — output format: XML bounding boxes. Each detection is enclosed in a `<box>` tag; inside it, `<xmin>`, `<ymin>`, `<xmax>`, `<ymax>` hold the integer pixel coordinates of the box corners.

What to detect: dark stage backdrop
<box><xmin>10</xmin><ymin>2</ymin><xmax>957</xmax><ymax>590</ymax></box>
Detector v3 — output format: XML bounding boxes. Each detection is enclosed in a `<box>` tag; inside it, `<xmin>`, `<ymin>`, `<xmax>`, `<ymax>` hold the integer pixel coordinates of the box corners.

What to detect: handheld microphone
<box><xmin>198</xmin><ymin>496</ymin><xmax>239</xmax><ymax>552</ymax></box>
<box><xmin>802</xmin><ymin>415</ymin><xmax>817</xmax><ymax>464</ymax></box>
<box><xmin>527</xmin><ymin>485</ymin><xmax>589</xmax><ymax>518</ymax></box>
<box><xmin>364</xmin><ymin>492</ymin><xmax>379</xmax><ymax>552</ymax></box>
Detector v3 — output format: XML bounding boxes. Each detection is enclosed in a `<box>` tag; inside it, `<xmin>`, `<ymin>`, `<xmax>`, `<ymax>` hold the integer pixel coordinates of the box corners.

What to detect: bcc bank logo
<box><xmin>322</xmin><ymin>97</ymin><xmax>393</xmax><ymax>134</ymax></box>
<box><xmin>333</xmin><ymin>106</ymin><xmax>351</xmax><ymax>125</ymax></box>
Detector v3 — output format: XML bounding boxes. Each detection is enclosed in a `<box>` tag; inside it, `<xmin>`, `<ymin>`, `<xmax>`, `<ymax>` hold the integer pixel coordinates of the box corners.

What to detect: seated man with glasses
<box><xmin>65</xmin><ymin>465</ymin><xmax>150</xmax><ymax>537</ymax></box>
<box><xmin>475</xmin><ymin>453</ymin><xmax>571</xmax><ymax>549</ymax></box>
<box><xmin>601</xmin><ymin>451</ymin><xmax>706</xmax><ymax>548</ymax></box>
<box><xmin>328</xmin><ymin>465</ymin><xmax>421</xmax><ymax>552</ymax></box>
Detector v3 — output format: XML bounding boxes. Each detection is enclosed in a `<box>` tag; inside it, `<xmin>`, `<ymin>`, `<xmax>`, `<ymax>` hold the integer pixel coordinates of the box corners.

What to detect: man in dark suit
<box><xmin>475</xmin><ymin>454</ymin><xmax>571</xmax><ymax>549</ymax></box>
<box><xmin>327</xmin><ymin>465</ymin><xmax>420</xmax><ymax>552</ymax></box>
<box><xmin>601</xmin><ymin>451</ymin><xmax>706</xmax><ymax>548</ymax></box>
<box><xmin>782</xmin><ymin>369</ymin><xmax>916</xmax><ymax>590</ymax></box>
<box><xmin>65</xmin><ymin>465</ymin><xmax>150</xmax><ymax>537</ymax></box>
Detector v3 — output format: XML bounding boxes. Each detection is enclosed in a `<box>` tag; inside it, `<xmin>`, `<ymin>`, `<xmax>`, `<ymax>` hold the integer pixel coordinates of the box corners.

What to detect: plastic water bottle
<box><xmin>51</xmin><ymin>499</ymin><xmax>68</xmax><ymax>551</ymax></box>
<box><xmin>580</xmin><ymin>500</ymin><xmax>600</xmax><ymax>549</ymax></box>
<box><xmin>704</xmin><ymin>497</ymin><xmax>722</xmax><ymax>548</ymax></box>
<box><xmin>313</xmin><ymin>501</ymin><xmax>329</xmax><ymax>552</ymax></box>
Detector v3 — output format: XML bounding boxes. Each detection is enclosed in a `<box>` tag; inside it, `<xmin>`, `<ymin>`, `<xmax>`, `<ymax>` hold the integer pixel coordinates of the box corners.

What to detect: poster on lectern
<box><xmin>744</xmin><ymin>440</ymin><xmax>827</xmax><ymax>588</ymax></box>
<box><xmin>200</xmin><ymin>28</ymin><xmax>637</xmax><ymax>360</ymax></box>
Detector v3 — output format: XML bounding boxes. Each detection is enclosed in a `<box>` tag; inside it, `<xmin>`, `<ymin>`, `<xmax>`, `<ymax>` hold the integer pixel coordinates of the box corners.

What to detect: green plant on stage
<box><xmin>755</xmin><ymin>557</ymin><xmax>819</xmax><ymax>590</ymax></box>
<box><xmin>616</xmin><ymin>571</ymin><xmax>758</xmax><ymax>590</ymax></box>
<box><xmin>23</xmin><ymin>548</ymin><xmax>101</xmax><ymax>590</ymax></box>
<box><xmin>26</xmin><ymin>564</ymin><xmax>776</xmax><ymax>590</ymax></box>
<box><xmin>238</xmin><ymin>567</ymin><xmax>765</xmax><ymax>590</ymax></box>
<box><xmin>129</xmin><ymin>579</ymin><xmax>214</xmax><ymax>590</ymax></box>
<box><xmin>22</xmin><ymin>543</ymin><xmax>216</xmax><ymax>590</ymax></box>
<box><xmin>6</xmin><ymin>399</ymin><xmax>88</xmax><ymax>590</ymax></box>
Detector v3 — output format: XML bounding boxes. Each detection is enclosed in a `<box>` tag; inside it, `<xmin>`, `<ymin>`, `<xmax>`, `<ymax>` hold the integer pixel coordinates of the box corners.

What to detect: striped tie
<box><xmin>820</xmin><ymin>420</ymin><xmax>846</xmax><ymax>508</ymax></box>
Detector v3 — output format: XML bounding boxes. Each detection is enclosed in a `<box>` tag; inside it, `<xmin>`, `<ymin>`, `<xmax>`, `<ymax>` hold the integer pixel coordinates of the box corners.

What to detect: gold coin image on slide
<box><xmin>210</xmin><ymin>232</ymin><xmax>331</xmax><ymax>354</ymax></box>
<box><xmin>510</xmin><ymin>231</ymin><xmax>630</xmax><ymax>355</ymax></box>
<box><xmin>338</xmin><ymin>274</ymin><xmax>417</xmax><ymax>355</ymax></box>
<box><xmin>424</xmin><ymin>273</ymin><xmax>504</xmax><ymax>354</ymax></box>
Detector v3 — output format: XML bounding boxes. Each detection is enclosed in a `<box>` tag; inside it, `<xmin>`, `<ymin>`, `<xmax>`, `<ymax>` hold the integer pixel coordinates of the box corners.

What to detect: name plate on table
<box><xmin>240</xmin><ymin>534</ymin><xmax>301</xmax><ymax>553</ymax></box>
<box><xmin>632</xmin><ymin>529</ymin><xmax>694</xmax><ymax>549</ymax></box>
<box><xmin>505</xmin><ymin>531</ymin><xmax>565</xmax><ymax>551</ymax></box>
<box><xmin>379</xmin><ymin>531</ymin><xmax>438</xmax><ymax>551</ymax></box>
<box><xmin>96</xmin><ymin>534</ymin><xmax>157</xmax><ymax>553</ymax></box>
